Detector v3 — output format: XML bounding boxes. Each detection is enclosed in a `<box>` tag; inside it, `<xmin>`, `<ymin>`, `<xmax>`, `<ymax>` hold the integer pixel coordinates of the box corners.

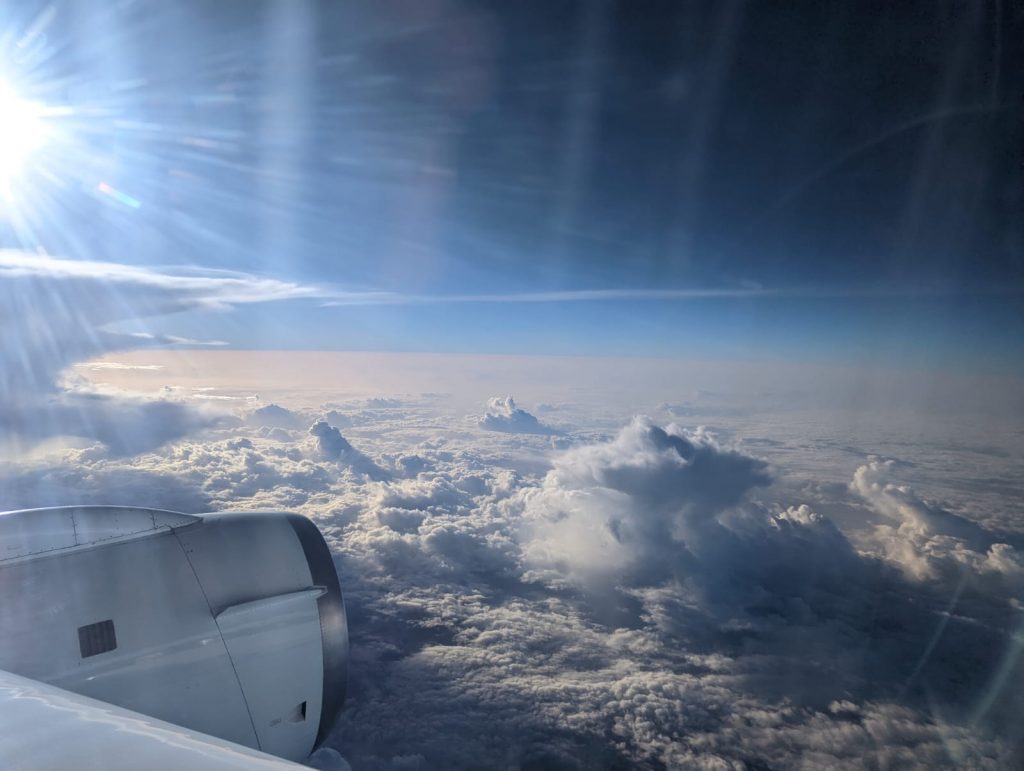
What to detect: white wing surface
<box><xmin>0</xmin><ymin>668</ymin><xmax>301</xmax><ymax>770</ymax></box>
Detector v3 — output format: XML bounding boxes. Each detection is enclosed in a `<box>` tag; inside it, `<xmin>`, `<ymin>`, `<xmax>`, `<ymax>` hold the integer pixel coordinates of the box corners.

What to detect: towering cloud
<box><xmin>309</xmin><ymin>420</ymin><xmax>357</xmax><ymax>459</ymax></box>
<box><xmin>246</xmin><ymin>404</ymin><xmax>306</xmax><ymax>430</ymax></box>
<box><xmin>853</xmin><ymin>459</ymin><xmax>1024</xmax><ymax>587</ymax></box>
<box><xmin>520</xmin><ymin>418</ymin><xmax>773</xmax><ymax>586</ymax></box>
<box><xmin>478</xmin><ymin>396</ymin><xmax>554</xmax><ymax>435</ymax></box>
<box><xmin>309</xmin><ymin>420</ymin><xmax>388</xmax><ymax>480</ymax></box>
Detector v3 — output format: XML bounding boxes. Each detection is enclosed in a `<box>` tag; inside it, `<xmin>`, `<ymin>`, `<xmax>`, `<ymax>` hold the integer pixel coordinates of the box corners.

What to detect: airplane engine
<box><xmin>0</xmin><ymin>506</ymin><xmax>348</xmax><ymax>763</ymax></box>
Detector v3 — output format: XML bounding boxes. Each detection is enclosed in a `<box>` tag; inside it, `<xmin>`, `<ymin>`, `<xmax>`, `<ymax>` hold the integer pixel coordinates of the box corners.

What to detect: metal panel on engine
<box><xmin>0</xmin><ymin>508</ymin><xmax>76</xmax><ymax>561</ymax></box>
<box><xmin>216</xmin><ymin>590</ymin><xmax>325</xmax><ymax>760</ymax></box>
<box><xmin>0</xmin><ymin>506</ymin><xmax>200</xmax><ymax>563</ymax></box>
<box><xmin>174</xmin><ymin>513</ymin><xmax>313</xmax><ymax>613</ymax></box>
<box><xmin>174</xmin><ymin>512</ymin><xmax>330</xmax><ymax>758</ymax></box>
<box><xmin>0</xmin><ymin>530</ymin><xmax>258</xmax><ymax>750</ymax></box>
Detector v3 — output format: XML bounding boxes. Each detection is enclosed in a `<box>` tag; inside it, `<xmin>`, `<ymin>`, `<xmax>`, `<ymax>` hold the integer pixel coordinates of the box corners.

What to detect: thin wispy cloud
<box><xmin>78</xmin><ymin>362</ymin><xmax>165</xmax><ymax>371</ymax></box>
<box><xmin>9</xmin><ymin>253</ymin><xmax>1013</xmax><ymax>319</ymax></box>
<box><xmin>319</xmin><ymin>284</ymin><xmax>1024</xmax><ymax>307</ymax></box>
<box><xmin>0</xmin><ymin>251</ymin><xmax>324</xmax><ymax>307</ymax></box>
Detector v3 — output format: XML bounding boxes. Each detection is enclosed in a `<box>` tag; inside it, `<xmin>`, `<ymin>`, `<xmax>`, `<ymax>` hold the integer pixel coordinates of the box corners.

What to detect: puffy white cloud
<box><xmin>246</xmin><ymin>403</ymin><xmax>307</xmax><ymax>430</ymax></box>
<box><xmin>852</xmin><ymin>460</ymin><xmax>990</xmax><ymax>544</ymax></box>
<box><xmin>310</xmin><ymin>420</ymin><xmax>357</xmax><ymax>458</ymax></box>
<box><xmin>0</xmin><ymin>392</ymin><xmax>225</xmax><ymax>457</ymax></box>
<box><xmin>520</xmin><ymin>417</ymin><xmax>772</xmax><ymax>586</ymax></box>
<box><xmin>0</xmin><ymin>455</ymin><xmax>213</xmax><ymax>513</ymax></box>
<box><xmin>853</xmin><ymin>459</ymin><xmax>1024</xmax><ymax>588</ymax></box>
<box><xmin>310</xmin><ymin>420</ymin><xmax>389</xmax><ymax>480</ymax></box>
<box><xmin>478</xmin><ymin>396</ymin><xmax>555</xmax><ymax>435</ymax></box>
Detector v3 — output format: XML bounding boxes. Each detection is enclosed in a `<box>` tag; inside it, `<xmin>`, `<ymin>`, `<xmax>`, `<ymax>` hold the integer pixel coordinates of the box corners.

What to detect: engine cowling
<box><xmin>0</xmin><ymin>506</ymin><xmax>348</xmax><ymax>763</ymax></box>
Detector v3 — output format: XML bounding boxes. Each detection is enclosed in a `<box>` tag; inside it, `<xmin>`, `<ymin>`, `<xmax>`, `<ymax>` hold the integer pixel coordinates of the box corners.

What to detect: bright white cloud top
<box><xmin>479</xmin><ymin>396</ymin><xmax>554</xmax><ymax>435</ymax></box>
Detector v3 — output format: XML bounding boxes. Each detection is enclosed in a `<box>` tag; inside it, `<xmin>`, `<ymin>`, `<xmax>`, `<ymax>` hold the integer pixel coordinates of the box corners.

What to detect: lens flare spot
<box><xmin>96</xmin><ymin>181</ymin><xmax>142</xmax><ymax>209</ymax></box>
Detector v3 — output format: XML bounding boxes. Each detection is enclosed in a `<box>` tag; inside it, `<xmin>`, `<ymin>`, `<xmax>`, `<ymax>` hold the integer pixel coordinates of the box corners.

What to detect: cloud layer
<box><xmin>3</xmin><ymin>374</ymin><xmax>1020</xmax><ymax>768</ymax></box>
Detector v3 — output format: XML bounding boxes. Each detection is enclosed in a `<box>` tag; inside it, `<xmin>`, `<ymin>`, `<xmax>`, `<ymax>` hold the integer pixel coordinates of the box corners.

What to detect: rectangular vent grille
<box><xmin>78</xmin><ymin>619</ymin><xmax>117</xmax><ymax>658</ymax></box>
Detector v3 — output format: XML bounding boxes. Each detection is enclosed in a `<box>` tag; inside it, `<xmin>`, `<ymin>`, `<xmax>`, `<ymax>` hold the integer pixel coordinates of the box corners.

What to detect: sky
<box><xmin>0</xmin><ymin>0</ymin><xmax>1021</xmax><ymax>369</ymax></box>
<box><xmin>1</xmin><ymin>2</ymin><xmax>1024</xmax><ymax>769</ymax></box>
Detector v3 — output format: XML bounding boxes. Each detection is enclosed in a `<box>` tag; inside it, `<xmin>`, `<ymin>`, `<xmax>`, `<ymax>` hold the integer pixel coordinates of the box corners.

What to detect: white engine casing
<box><xmin>0</xmin><ymin>506</ymin><xmax>348</xmax><ymax>763</ymax></box>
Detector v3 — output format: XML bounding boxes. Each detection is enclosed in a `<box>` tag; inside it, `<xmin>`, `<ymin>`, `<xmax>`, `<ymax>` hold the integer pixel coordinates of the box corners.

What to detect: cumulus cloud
<box><xmin>521</xmin><ymin>418</ymin><xmax>772</xmax><ymax>586</ymax></box>
<box><xmin>321</xmin><ymin>410</ymin><xmax>353</xmax><ymax>429</ymax></box>
<box><xmin>0</xmin><ymin>455</ymin><xmax>213</xmax><ymax>513</ymax></box>
<box><xmin>510</xmin><ymin>420</ymin><xmax>1022</xmax><ymax>752</ymax></box>
<box><xmin>478</xmin><ymin>396</ymin><xmax>554</xmax><ymax>435</ymax></box>
<box><xmin>853</xmin><ymin>459</ymin><xmax>1024</xmax><ymax>588</ymax></box>
<box><xmin>310</xmin><ymin>420</ymin><xmax>357</xmax><ymax>458</ymax></box>
<box><xmin>245</xmin><ymin>403</ymin><xmax>307</xmax><ymax>430</ymax></box>
<box><xmin>0</xmin><ymin>393</ymin><xmax>225</xmax><ymax>457</ymax></box>
<box><xmin>309</xmin><ymin>420</ymin><xmax>389</xmax><ymax>480</ymax></box>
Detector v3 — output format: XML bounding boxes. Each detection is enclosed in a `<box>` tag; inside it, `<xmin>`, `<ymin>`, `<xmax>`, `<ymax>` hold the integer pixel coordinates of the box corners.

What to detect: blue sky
<box><xmin>145</xmin><ymin>293</ymin><xmax>1020</xmax><ymax>377</ymax></box>
<box><xmin>1</xmin><ymin>1</ymin><xmax>1021</xmax><ymax>372</ymax></box>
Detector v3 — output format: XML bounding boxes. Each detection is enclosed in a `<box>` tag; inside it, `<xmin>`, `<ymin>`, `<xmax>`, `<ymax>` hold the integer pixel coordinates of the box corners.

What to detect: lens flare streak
<box><xmin>95</xmin><ymin>181</ymin><xmax>141</xmax><ymax>210</ymax></box>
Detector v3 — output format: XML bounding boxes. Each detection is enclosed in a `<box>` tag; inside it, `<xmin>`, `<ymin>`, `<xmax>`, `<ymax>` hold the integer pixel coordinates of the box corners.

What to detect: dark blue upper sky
<box><xmin>1</xmin><ymin>0</ymin><xmax>1022</xmax><ymax>366</ymax></box>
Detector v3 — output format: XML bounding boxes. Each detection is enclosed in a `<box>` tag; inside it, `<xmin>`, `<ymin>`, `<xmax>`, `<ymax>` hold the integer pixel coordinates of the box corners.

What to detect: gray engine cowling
<box><xmin>0</xmin><ymin>506</ymin><xmax>348</xmax><ymax>762</ymax></box>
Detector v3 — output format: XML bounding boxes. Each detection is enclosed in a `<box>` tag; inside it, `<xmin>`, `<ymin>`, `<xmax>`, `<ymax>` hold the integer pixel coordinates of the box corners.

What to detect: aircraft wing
<box><xmin>0</xmin><ymin>668</ymin><xmax>301</xmax><ymax>769</ymax></box>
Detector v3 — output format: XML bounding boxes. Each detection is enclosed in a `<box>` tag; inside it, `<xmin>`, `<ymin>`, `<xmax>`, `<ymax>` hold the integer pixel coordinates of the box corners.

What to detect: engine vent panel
<box><xmin>78</xmin><ymin>619</ymin><xmax>117</xmax><ymax>658</ymax></box>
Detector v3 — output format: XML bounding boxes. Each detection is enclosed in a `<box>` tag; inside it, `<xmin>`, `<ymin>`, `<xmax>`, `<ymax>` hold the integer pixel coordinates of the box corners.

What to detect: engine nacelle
<box><xmin>0</xmin><ymin>506</ymin><xmax>347</xmax><ymax>762</ymax></box>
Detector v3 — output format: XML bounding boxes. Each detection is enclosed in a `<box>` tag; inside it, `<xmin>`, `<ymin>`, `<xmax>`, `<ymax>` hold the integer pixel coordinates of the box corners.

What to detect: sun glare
<box><xmin>0</xmin><ymin>79</ymin><xmax>51</xmax><ymax>197</ymax></box>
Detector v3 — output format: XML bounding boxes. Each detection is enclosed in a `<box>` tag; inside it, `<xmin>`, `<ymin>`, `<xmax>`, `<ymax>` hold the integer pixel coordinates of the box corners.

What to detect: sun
<box><xmin>0</xmin><ymin>78</ymin><xmax>52</xmax><ymax>198</ymax></box>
